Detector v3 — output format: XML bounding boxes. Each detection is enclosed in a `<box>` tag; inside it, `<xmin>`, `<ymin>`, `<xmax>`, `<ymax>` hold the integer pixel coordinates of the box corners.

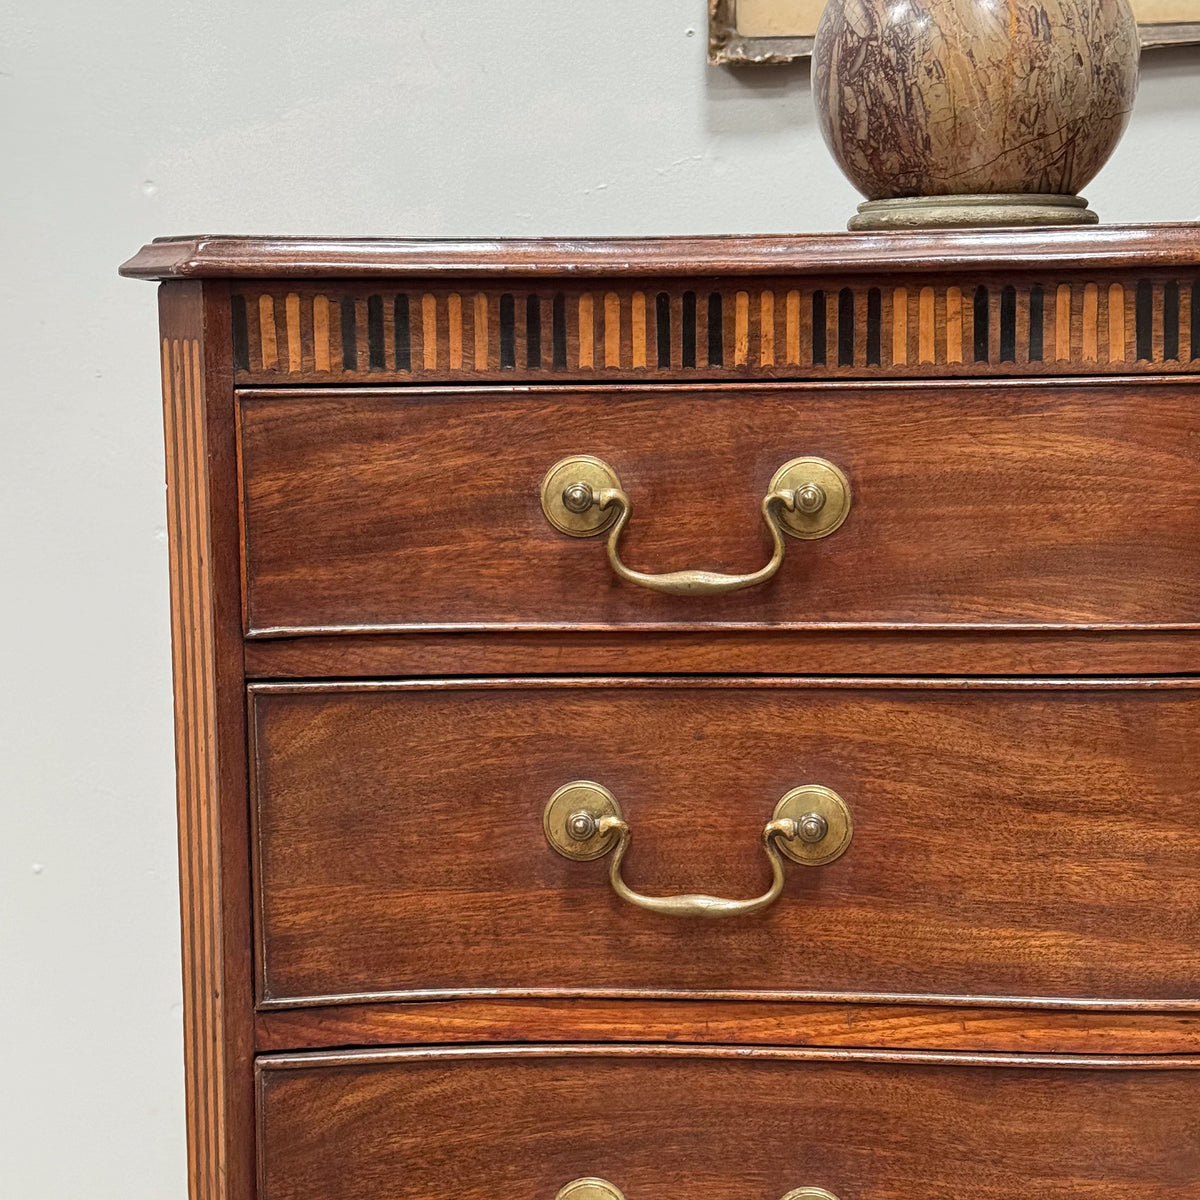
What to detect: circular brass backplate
<box><xmin>780</xmin><ymin>1190</ymin><xmax>842</xmax><ymax>1200</ymax></box>
<box><xmin>773</xmin><ymin>785</ymin><xmax>853</xmax><ymax>866</ymax></box>
<box><xmin>540</xmin><ymin>455</ymin><xmax>623</xmax><ymax>537</ymax></box>
<box><xmin>555</xmin><ymin>1180</ymin><xmax>626</xmax><ymax>1200</ymax></box>
<box><xmin>770</xmin><ymin>457</ymin><xmax>852</xmax><ymax>540</ymax></box>
<box><xmin>544</xmin><ymin>782</ymin><xmax>623</xmax><ymax>860</ymax></box>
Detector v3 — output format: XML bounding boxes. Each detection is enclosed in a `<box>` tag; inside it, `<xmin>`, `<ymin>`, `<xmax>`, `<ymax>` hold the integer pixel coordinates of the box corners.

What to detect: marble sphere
<box><xmin>812</xmin><ymin>0</ymin><xmax>1141</xmax><ymax>202</ymax></box>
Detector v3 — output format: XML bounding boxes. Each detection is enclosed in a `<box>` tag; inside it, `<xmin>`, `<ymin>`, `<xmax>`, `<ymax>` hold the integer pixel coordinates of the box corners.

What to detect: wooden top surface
<box><xmin>121</xmin><ymin>224</ymin><xmax>1200</xmax><ymax>280</ymax></box>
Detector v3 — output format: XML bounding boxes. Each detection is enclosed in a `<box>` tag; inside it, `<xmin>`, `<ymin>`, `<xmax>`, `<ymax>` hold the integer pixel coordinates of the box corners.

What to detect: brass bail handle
<box><xmin>556</xmin><ymin>1180</ymin><xmax>842</xmax><ymax>1200</ymax></box>
<box><xmin>543</xmin><ymin>783</ymin><xmax>853</xmax><ymax>919</ymax></box>
<box><xmin>540</xmin><ymin>455</ymin><xmax>851</xmax><ymax>597</ymax></box>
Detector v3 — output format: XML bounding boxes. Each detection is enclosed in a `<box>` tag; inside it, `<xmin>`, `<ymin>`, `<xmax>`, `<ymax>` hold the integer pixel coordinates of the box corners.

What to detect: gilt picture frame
<box><xmin>709</xmin><ymin>0</ymin><xmax>1200</xmax><ymax>63</ymax></box>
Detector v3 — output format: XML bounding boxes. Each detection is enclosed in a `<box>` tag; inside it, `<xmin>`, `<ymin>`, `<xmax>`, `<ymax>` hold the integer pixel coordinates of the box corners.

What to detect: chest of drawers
<box><xmin>122</xmin><ymin>228</ymin><xmax>1200</xmax><ymax>1200</ymax></box>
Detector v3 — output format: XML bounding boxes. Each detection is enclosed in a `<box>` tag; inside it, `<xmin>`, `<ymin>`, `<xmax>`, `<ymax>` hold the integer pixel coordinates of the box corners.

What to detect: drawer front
<box><xmin>257</xmin><ymin>1046</ymin><xmax>1200</xmax><ymax>1200</ymax></box>
<box><xmin>252</xmin><ymin>679</ymin><xmax>1200</xmax><ymax>1005</ymax></box>
<box><xmin>239</xmin><ymin>381</ymin><xmax>1200</xmax><ymax>636</ymax></box>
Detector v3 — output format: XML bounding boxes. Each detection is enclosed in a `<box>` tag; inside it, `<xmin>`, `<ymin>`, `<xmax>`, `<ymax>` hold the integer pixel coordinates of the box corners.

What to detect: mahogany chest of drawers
<box><xmin>122</xmin><ymin>229</ymin><xmax>1200</xmax><ymax>1200</ymax></box>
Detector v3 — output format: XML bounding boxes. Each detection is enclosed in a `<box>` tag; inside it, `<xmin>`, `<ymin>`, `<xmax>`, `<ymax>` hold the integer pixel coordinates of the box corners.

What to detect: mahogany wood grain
<box><xmin>256</xmin><ymin>1045</ymin><xmax>1200</xmax><ymax>1200</ymax></box>
<box><xmin>120</xmin><ymin>225</ymin><xmax>1200</xmax><ymax>279</ymax></box>
<box><xmin>238</xmin><ymin>380</ymin><xmax>1200</xmax><ymax>636</ymax></box>
<box><xmin>159</xmin><ymin>282</ymin><xmax>254</xmax><ymax>1200</ymax></box>
<box><xmin>254</xmin><ymin>997</ymin><xmax>1200</xmax><ymax>1055</ymax></box>
<box><xmin>251</xmin><ymin>678</ymin><xmax>1200</xmax><ymax>1006</ymax></box>
<box><xmin>243</xmin><ymin>628</ymin><xmax>1200</xmax><ymax>679</ymax></box>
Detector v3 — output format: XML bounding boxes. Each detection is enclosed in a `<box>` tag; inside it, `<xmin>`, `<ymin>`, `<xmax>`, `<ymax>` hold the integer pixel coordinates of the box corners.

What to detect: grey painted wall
<box><xmin>2</xmin><ymin>3</ymin><xmax>1198</xmax><ymax>1196</ymax></box>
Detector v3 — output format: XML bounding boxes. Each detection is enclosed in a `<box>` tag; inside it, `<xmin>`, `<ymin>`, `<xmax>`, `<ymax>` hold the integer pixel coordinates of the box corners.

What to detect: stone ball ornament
<box><xmin>812</xmin><ymin>0</ymin><xmax>1141</xmax><ymax>229</ymax></box>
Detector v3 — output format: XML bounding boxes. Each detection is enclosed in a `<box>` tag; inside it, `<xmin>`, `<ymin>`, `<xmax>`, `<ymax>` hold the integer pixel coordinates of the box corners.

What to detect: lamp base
<box><xmin>848</xmin><ymin>194</ymin><xmax>1099</xmax><ymax>231</ymax></box>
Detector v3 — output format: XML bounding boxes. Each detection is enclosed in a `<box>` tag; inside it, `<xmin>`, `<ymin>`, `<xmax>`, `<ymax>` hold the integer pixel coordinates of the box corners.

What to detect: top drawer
<box><xmin>238</xmin><ymin>380</ymin><xmax>1200</xmax><ymax>636</ymax></box>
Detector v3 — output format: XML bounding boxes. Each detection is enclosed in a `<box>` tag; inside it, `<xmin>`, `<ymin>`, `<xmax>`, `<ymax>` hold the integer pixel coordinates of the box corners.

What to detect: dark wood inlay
<box><xmin>682</xmin><ymin>290</ymin><xmax>697</xmax><ymax>367</ymax></box>
<box><xmin>1029</xmin><ymin>284</ymin><xmax>1045</xmax><ymax>361</ymax></box>
<box><xmin>974</xmin><ymin>285</ymin><xmax>990</xmax><ymax>362</ymax></box>
<box><xmin>1000</xmin><ymin>285</ymin><xmax>1017</xmax><ymax>363</ymax></box>
<box><xmin>812</xmin><ymin>289</ymin><xmax>827</xmax><ymax>365</ymax></box>
<box><xmin>366</xmin><ymin>295</ymin><xmax>384</xmax><ymax>370</ymax></box>
<box><xmin>1193</xmin><ymin>278</ymin><xmax>1200</xmax><ymax>361</ymax></box>
<box><xmin>339</xmin><ymin>297</ymin><xmax>356</xmax><ymax>371</ymax></box>
<box><xmin>655</xmin><ymin>291</ymin><xmax>671</xmax><ymax>367</ymax></box>
<box><xmin>866</xmin><ymin>286</ymin><xmax>882</xmax><ymax>365</ymax></box>
<box><xmin>525</xmin><ymin>294</ymin><xmax>541</xmax><ymax>369</ymax></box>
<box><xmin>393</xmin><ymin>295</ymin><xmax>410</xmax><ymax>371</ymax></box>
<box><xmin>230</xmin><ymin>294</ymin><xmax>249</xmax><ymax>372</ymax></box>
<box><xmin>838</xmin><ymin>286</ymin><xmax>855</xmax><ymax>366</ymax></box>
<box><xmin>1137</xmin><ymin>279</ymin><xmax>1154</xmax><ymax>361</ymax></box>
<box><xmin>499</xmin><ymin>293</ymin><xmax>515</xmax><ymax>369</ymax></box>
<box><xmin>1164</xmin><ymin>281</ymin><xmax>1180</xmax><ymax>361</ymax></box>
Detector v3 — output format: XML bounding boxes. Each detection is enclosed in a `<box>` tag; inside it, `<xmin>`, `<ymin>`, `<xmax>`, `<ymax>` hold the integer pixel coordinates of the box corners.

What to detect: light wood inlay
<box><xmin>1057</xmin><ymin>284</ymin><xmax>1073</xmax><ymax>361</ymax></box>
<box><xmin>632</xmin><ymin>291</ymin><xmax>647</xmax><ymax>367</ymax></box>
<box><xmin>448</xmin><ymin>294</ymin><xmax>463</xmax><ymax>369</ymax></box>
<box><xmin>473</xmin><ymin>294</ymin><xmax>488</xmax><ymax>371</ymax></box>
<box><xmin>786</xmin><ymin>288</ymin><xmax>801</xmax><ymax>363</ymax></box>
<box><xmin>421</xmin><ymin>295</ymin><xmax>437</xmax><ymax>370</ymax></box>
<box><xmin>893</xmin><ymin>287</ymin><xmax>908</xmax><ymax>365</ymax></box>
<box><xmin>312</xmin><ymin>296</ymin><xmax>330</xmax><ymax>372</ymax></box>
<box><xmin>161</xmin><ymin>332</ymin><xmax>225</xmax><ymax>1200</ymax></box>
<box><xmin>285</xmin><ymin>294</ymin><xmax>301</xmax><ymax>372</ymax></box>
<box><xmin>759</xmin><ymin>290</ymin><xmax>775</xmax><ymax>365</ymax></box>
<box><xmin>946</xmin><ymin>287</ymin><xmax>963</xmax><ymax>364</ymax></box>
<box><xmin>579</xmin><ymin>294</ymin><xmax>594</xmax><ymax>368</ymax></box>
<box><xmin>735</xmin><ymin>290</ymin><xmax>750</xmax><ymax>365</ymax></box>
<box><xmin>919</xmin><ymin>286</ymin><xmax>936</xmax><ymax>364</ymax></box>
<box><xmin>1182</xmin><ymin>284</ymin><xmax>1194</xmax><ymax>363</ymax></box>
<box><xmin>605</xmin><ymin>292</ymin><xmax>621</xmax><ymax>367</ymax></box>
<box><xmin>1082</xmin><ymin>283</ymin><xmax>1099</xmax><ymax>361</ymax></box>
<box><xmin>258</xmin><ymin>295</ymin><xmax>277</xmax><ymax>370</ymax></box>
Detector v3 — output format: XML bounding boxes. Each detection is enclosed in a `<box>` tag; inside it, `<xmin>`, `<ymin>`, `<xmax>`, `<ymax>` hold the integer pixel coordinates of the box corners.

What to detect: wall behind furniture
<box><xmin>2</xmin><ymin>3</ymin><xmax>1197</xmax><ymax>1196</ymax></box>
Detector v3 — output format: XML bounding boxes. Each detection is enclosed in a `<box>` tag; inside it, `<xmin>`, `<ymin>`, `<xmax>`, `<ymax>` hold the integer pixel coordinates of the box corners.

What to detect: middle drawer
<box><xmin>250</xmin><ymin>678</ymin><xmax>1200</xmax><ymax>1008</ymax></box>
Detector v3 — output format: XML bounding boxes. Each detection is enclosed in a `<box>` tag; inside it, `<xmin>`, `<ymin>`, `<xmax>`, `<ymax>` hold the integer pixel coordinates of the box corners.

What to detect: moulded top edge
<box><xmin>119</xmin><ymin>225</ymin><xmax>1200</xmax><ymax>281</ymax></box>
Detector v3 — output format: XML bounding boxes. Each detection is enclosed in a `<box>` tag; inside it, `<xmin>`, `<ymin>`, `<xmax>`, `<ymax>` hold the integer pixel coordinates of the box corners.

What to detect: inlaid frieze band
<box><xmin>231</xmin><ymin>276</ymin><xmax>1200</xmax><ymax>383</ymax></box>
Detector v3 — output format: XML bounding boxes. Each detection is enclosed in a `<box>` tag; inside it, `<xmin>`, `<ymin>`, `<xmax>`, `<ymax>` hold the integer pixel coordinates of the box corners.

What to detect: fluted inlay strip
<box><xmin>232</xmin><ymin>276</ymin><xmax>1200</xmax><ymax>381</ymax></box>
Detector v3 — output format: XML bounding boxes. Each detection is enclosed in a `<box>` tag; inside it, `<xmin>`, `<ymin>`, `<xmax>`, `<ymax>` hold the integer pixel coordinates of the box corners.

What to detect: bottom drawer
<box><xmin>257</xmin><ymin>1046</ymin><xmax>1200</xmax><ymax>1199</ymax></box>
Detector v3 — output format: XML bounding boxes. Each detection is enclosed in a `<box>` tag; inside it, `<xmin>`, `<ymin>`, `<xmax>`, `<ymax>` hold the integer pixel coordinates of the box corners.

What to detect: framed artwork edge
<box><xmin>708</xmin><ymin>0</ymin><xmax>1200</xmax><ymax>64</ymax></box>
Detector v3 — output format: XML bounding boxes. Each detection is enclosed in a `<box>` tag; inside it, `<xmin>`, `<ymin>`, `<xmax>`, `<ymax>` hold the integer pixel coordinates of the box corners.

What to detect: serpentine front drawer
<box><xmin>256</xmin><ymin>1045</ymin><xmax>1200</xmax><ymax>1200</ymax></box>
<box><xmin>237</xmin><ymin>380</ymin><xmax>1200</xmax><ymax>637</ymax></box>
<box><xmin>250</xmin><ymin>678</ymin><xmax>1200</xmax><ymax>1007</ymax></box>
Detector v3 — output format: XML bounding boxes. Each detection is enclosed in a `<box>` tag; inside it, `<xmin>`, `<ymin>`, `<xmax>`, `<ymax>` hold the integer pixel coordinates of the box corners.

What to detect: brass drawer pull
<box><xmin>540</xmin><ymin>455</ymin><xmax>851</xmax><ymax>596</ymax></box>
<box><xmin>543</xmin><ymin>782</ymin><xmax>852</xmax><ymax>919</ymax></box>
<box><xmin>557</xmin><ymin>1179</ymin><xmax>840</xmax><ymax>1200</ymax></box>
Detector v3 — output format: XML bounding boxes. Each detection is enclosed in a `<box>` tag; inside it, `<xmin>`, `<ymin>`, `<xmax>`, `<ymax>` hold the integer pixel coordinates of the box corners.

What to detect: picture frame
<box><xmin>709</xmin><ymin>0</ymin><xmax>1200</xmax><ymax>64</ymax></box>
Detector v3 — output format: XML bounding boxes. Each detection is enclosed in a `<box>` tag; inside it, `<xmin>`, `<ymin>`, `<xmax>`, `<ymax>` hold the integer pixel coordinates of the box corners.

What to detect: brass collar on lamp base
<box><xmin>849</xmin><ymin>194</ymin><xmax>1100</xmax><ymax>231</ymax></box>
